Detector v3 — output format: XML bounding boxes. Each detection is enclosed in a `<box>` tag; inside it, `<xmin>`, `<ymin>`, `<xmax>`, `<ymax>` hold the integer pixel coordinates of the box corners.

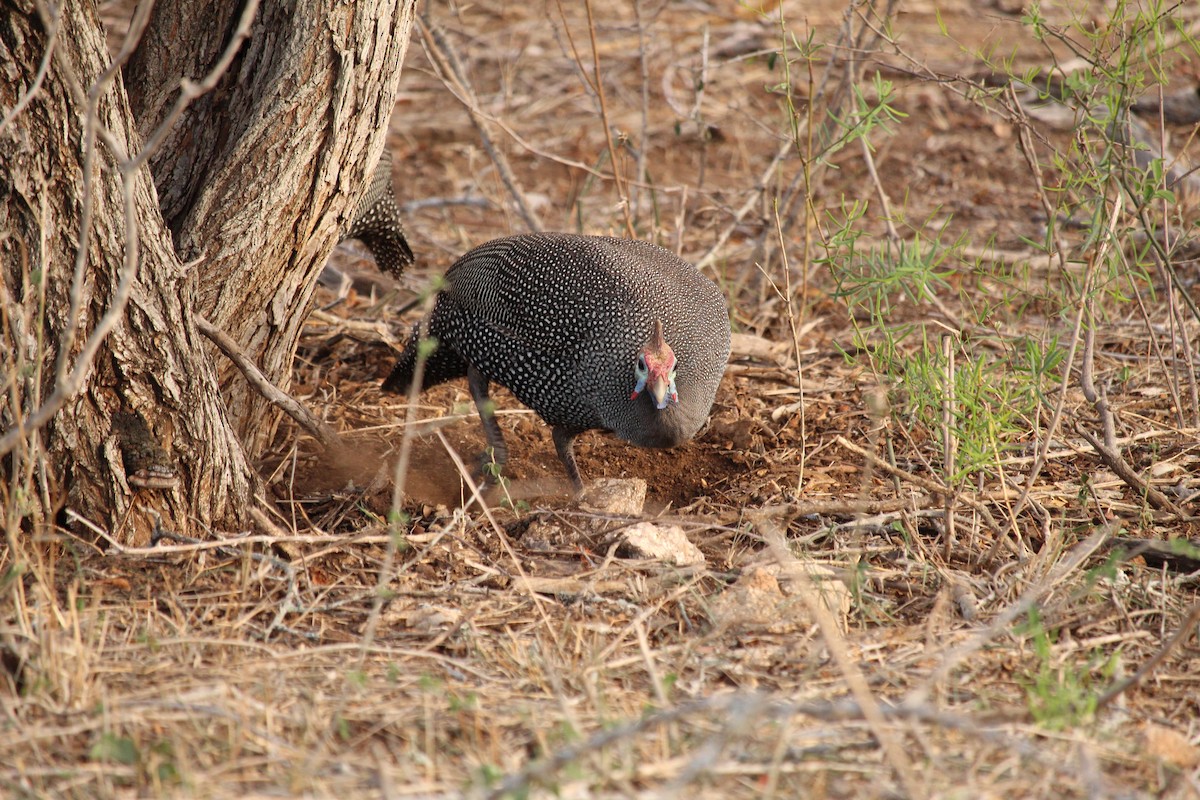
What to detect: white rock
<box><xmin>616</xmin><ymin>522</ymin><xmax>705</xmax><ymax>566</ymax></box>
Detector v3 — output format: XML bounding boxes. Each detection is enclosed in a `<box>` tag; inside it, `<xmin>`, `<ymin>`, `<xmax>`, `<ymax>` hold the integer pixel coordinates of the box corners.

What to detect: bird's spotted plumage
<box><xmin>340</xmin><ymin>150</ymin><xmax>414</xmax><ymax>277</ymax></box>
<box><xmin>383</xmin><ymin>233</ymin><xmax>730</xmax><ymax>488</ymax></box>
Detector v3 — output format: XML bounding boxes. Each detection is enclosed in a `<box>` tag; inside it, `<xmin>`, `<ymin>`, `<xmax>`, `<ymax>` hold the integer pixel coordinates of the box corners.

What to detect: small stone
<box><xmin>615</xmin><ymin>522</ymin><xmax>704</xmax><ymax>566</ymax></box>
<box><xmin>711</xmin><ymin>563</ymin><xmax>850</xmax><ymax>634</ymax></box>
<box><xmin>578</xmin><ymin>478</ymin><xmax>647</xmax><ymax>517</ymax></box>
<box><xmin>730</xmin><ymin>332</ymin><xmax>787</xmax><ymax>364</ymax></box>
<box><xmin>1142</xmin><ymin>723</ymin><xmax>1200</xmax><ymax>769</ymax></box>
<box><xmin>711</xmin><ymin>567</ymin><xmax>798</xmax><ymax>634</ymax></box>
<box><xmin>773</xmin><ymin>561</ymin><xmax>852</xmax><ymax>622</ymax></box>
<box><xmin>407</xmin><ymin>605</ymin><xmax>461</xmax><ymax>632</ymax></box>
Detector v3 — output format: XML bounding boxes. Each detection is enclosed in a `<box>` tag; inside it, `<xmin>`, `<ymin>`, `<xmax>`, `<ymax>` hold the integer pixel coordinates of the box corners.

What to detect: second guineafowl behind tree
<box><xmin>382</xmin><ymin>233</ymin><xmax>731</xmax><ymax>490</ymax></box>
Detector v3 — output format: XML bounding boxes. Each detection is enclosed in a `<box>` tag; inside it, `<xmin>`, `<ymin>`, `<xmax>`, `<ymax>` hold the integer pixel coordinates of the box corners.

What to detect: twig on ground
<box><xmin>907</xmin><ymin>527</ymin><xmax>1111</xmax><ymax>707</ymax></box>
<box><xmin>400</xmin><ymin>195</ymin><xmax>491</xmax><ymax>214</ymax></box>
<box><xmin>836</xmin><ymin>435</ymin><xmax>1011</xmax><ymax>545</ymax></box>
<box><xmin>1076</xmin><ymin>291</ymin><xmax>1189</xmax><ymax>518</ymax></box>
<box><xmin>1095</xmin><ymin>600</ymin><xmax>1200</xmax><ymax>711</ymax></box>
<box><xmin>762</xmin><ymin>495</ymin><xmax>933</xmax><ymax>519</ymax></box>
<box><xmin>1074</xmin><ymin>423</ymin><xmax>1189</xmax><ymax>518</ymax></box>
<box><xmin>486</xmin><ymin>689</ymin><xmax>1091</xmax><ymax>800</ymax></box>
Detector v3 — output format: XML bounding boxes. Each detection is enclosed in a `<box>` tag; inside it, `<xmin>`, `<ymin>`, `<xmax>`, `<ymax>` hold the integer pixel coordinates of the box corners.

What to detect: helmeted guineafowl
<box><xmin>338</xmin><ymin>149</ymin><xmax>414</xmax><ymax>278</ymax></box>
<box><xmin>382</xmin><ymin>233</ymin><xmax>730</xmax><ymax>490</ymax></box>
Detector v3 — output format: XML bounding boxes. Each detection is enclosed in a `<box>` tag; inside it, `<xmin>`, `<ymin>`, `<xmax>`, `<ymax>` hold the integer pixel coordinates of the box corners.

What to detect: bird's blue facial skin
<box><xmin>632</xmin><ymin>353</ymin><xmax>650</xmax><ymax>398</ymax></box>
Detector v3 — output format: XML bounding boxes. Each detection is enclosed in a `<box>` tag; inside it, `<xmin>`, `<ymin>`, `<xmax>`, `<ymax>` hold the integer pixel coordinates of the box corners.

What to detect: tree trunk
<box><xmin>0</xmin><ymin>0</ymin><xmax>414</xmax><ymax>544</ymax></box>
<box><xmin>126</xmin><ymin>0</ymin><xmax>413</xmax><ymax>454</ymax></box>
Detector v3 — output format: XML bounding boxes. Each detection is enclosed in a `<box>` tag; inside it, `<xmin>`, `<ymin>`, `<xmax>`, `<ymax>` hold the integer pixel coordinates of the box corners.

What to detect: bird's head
<box><xmin>630</xmin><ymin>320</ymin><xmax>678</xmax><ymax>410</ymax></box>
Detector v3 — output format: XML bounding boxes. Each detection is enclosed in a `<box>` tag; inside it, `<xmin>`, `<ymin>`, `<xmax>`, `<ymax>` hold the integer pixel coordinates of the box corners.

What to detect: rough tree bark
<box><xmin>0</xmin><ymin>0</ymin><xmax>414</xmax><ymax>545</ymax></box>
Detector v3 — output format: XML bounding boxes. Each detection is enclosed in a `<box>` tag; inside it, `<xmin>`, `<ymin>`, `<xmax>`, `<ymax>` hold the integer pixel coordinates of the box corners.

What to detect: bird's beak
<box><xmin>649</xmin><ymin>374</ymin><xmax>677</xmax><ymax>410</ymax></box>
<box><xmin>649</xmin><ymin>376</ymin><xmax>669</xmax><ymax>408</ymax></box>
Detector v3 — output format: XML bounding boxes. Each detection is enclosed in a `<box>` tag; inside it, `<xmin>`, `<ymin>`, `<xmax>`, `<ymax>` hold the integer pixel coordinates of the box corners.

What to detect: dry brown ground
<box><xmin>6</xmin><ymin>1</ymin><xmax>1200</xmax><ymax>798</ymax></box>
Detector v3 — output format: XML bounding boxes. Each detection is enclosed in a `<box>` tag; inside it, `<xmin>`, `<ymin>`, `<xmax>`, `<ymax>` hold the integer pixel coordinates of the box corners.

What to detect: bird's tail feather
<box><xmin>382</xmin><ymin>325</ymin><xmax>467</xmax><ymax>393</ymax></box>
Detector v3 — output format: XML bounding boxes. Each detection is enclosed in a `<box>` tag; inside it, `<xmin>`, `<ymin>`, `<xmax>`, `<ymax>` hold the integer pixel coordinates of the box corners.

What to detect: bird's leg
<box><xmin>467</xmin><ymin>365</ymin><xmax>507</xmax><ymax>484</ymax></box>
<box><xmin>551</xmin><ymin>427</ymin><xmax>585</xmax><ymax>492</ymax></box>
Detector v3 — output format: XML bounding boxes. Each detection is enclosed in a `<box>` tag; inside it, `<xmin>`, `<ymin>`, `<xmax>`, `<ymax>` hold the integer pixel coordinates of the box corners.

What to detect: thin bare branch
<box><xmin>0</xmin><ymin>1</ymin><xmax>61</xmax><ymax>136</ymax></box>
<box><xmin>418</xmin><ymin>19</ymin><xmax>543</xmax><ymax>232</ymax></box>
<box><xmin>195</xmin><ymin>315</ymin><xmax>344</xmax><ymax>452</ymax></box>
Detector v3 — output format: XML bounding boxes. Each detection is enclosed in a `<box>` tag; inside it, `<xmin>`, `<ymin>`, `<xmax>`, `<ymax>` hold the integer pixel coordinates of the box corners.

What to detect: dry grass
<box><xmin>6</xmin><ymin>0</ymin><xmax>1200</xmax><ymax>797</ymax></box>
